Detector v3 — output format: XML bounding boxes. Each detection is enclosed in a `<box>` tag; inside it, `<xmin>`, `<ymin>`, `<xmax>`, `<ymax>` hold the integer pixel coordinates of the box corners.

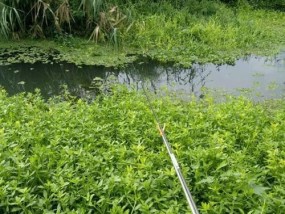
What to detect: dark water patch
<box><xmin>0</xmin><ymin>52</ymin><xmax>284</xmax><ymax>100</ymax></box>
<box><xmin>0</xmin><ymin>62</ymin><xmax>107</xmax><ymax>98</ymax></box>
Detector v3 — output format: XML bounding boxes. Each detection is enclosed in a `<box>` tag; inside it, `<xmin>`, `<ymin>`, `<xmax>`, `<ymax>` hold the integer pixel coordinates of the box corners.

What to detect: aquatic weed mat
<box><xmin>0</xmin><ymin>46</ymin><xmax>60</xmax><ymax>65</ymax></box>
<box><xmin>0</xmin><ymin>87</ymin><xmax>285</xmax><ymax>213</ymax></box>
<box><xmin>0</xmin><ymin>39</ymin><xmax>139</xmax><ymax>67</ymax></box>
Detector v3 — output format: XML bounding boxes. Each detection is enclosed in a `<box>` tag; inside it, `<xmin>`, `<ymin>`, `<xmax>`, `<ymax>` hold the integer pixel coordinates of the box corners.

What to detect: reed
<box><xmin>0</xmin><ymin>2</ymin><xmax>23</xmax><ymax>38</ymax></box>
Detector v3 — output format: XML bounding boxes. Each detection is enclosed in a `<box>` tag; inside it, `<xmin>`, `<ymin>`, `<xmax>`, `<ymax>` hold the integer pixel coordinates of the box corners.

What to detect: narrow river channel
<box><xmin>0</xmin><ymin>52</ymin><xmax>284</xmax><ymax>100</ymax></box>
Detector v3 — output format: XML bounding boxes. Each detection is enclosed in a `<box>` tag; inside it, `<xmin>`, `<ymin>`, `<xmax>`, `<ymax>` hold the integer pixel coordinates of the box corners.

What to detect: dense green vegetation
<box><xmin>0</xmin><ymin>1</ymin><xmax>284</xmax><ymax>213</ymax></box>
<box><xmin>1</xmin><ymin>0</ymin><xmax>285</xmax><ymax>66</ymax></box>
<box><xmin>0</xmin><ymin>86</ymin><xmax>285</xmax><ymax>213</ymax></box>
<box><xmin>0</xmin><ymin>0</ymin><xmax>284</xmax><ymax>39</ymax></box>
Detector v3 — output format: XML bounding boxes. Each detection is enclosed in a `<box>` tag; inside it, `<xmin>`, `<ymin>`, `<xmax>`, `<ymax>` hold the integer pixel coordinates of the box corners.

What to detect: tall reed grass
<box><xmin>0</xmin><ymin>0</ymin><xmax>283</xmax><ymax>40</ymax></box>
<box><xmin>0</xmin><ymin>0</ymin><xmax>130</xmax><ymax>45</ymax></box>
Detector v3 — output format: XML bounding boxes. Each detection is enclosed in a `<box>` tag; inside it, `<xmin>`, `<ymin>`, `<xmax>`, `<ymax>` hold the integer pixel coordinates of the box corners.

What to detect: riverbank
<box><xmin>1</xmin><ymin>3</ymin><xmax>285</xmax><ymax>67</ymax></box>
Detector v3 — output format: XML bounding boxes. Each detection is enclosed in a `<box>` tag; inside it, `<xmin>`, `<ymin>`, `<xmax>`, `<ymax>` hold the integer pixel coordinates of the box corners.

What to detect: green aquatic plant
<box><xmin>0</xmin><ymin>86</ymin><xmax>285</xmax><ymax>213</ymax></box>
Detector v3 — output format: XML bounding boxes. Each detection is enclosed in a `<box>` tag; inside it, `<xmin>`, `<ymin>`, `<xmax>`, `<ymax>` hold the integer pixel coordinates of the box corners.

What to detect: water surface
<box><xmin>0</xmin><ymin>53</ymin><xmax>284</xmax><ymax>99</ymax></box>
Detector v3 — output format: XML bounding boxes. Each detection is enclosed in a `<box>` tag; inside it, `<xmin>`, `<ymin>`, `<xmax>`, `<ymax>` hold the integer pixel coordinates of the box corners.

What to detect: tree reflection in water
<box><xmin>0</xmin><ymin>53</ymin><xmax>284</xmax><ymax>100</ymax></box>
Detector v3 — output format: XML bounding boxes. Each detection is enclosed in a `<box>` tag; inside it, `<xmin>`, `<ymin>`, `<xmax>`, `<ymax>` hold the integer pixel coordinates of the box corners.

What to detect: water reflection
<box><xmin>117</xmin><ymin>63</ymin><xmax>212</xmax><ymax>97</ymax></box>
<box><xmin>0</xmin><ymin>52</ymin><xmax>284</xmax><ymax>100</ymax></box>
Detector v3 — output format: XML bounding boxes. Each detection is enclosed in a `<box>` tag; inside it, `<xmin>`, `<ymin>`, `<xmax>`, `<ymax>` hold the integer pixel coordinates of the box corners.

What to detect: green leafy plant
<box><xmin>0</xmin><ymin>86</ymin><xmax>284</xmax><ymax>213</ymax></box>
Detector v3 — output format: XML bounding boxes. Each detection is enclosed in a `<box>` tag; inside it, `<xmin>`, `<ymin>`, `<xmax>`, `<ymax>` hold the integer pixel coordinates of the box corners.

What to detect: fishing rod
<box><xmin>141</xmin><ymin>82</ymin><xmax>199</xmax><ymax>214</ymax></box>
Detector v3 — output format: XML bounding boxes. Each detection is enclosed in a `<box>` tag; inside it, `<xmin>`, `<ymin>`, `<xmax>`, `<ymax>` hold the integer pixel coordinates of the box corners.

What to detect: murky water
<box><xmin>0</xmin><ymin>52</ymin><xmax>284</xmax><ymax>99</ymax></box>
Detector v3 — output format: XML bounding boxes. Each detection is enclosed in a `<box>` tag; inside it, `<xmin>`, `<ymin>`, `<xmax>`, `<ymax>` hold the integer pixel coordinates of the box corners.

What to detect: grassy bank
<box><xmin>1</xmin><ymin>1</ymin><xmax>285</xmax><ymax>67</ymax></box>
<box><xmin>127</xmin><ymin>7</ymin><xmax>285</xmax><ymax>66</ymax></box>
<box><xmin>0</xmin><ymin>86</ymin><xmax>285</xmax><ymax>213</ymax></box>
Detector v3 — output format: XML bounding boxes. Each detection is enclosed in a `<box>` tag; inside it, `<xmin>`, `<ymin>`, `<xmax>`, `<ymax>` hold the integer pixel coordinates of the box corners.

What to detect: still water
<box><xmin>0</xmin><ymin>53</ymin><xmax>284</xmax><ymax>99</ymax></box>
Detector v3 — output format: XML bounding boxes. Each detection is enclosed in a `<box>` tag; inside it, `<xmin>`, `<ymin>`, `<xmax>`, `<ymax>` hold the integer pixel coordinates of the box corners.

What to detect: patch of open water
<box><xmin>0</xmin><ymin>52</ymin><xmax>284</xmax><ymax>100</ymax></box>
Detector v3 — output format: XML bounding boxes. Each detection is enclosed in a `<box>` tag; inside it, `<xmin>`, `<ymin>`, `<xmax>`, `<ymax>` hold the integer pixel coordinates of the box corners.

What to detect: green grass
<box><xmin>0</xmin><ymin>86</ymin><xmax>285</xmax><ymax>213</ymax></box>
<box><xmin>124</xmin><ymin>6</ymin><xmax>285</xmax><ymax>66</ymax></box>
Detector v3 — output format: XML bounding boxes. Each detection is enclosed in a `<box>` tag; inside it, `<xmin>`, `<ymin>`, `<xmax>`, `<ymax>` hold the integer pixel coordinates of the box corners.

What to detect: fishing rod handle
<box><xmin>161</xmin><ymin>130</ymin><xmax>200</xmax><ymax>214</ymax></box>
<box><xmin>176</xmin><ymin>167</ymin><xmax>200</xmax><ymax>214</ymax></box>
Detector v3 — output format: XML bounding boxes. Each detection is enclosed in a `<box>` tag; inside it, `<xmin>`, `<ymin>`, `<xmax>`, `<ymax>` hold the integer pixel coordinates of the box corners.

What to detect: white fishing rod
<box><xmin>141</xmin><ymin>82</ymin><xmax>199</xmax><ymax>214</ymax></box>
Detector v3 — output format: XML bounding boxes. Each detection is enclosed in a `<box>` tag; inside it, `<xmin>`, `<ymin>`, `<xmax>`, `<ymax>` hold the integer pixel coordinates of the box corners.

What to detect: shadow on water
<box><xmin>0</xmin><ymin>52</ymin><xmax>284</xmax><ymax>100</ymax></box>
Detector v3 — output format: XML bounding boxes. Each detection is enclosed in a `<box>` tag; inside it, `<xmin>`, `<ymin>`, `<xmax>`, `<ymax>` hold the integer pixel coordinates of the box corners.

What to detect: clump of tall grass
<box><xmin>0</xmin><ymin>2</ymin><xmax>23</xmax><ymax>39</ymax></box>
<box><xmin>0</xmin><ymin>0</ymin><xmax>70</xmax><ymax>38</ymax></box>
<box><xmin>0</xmin><ymin>0</ymin><xmax>130</xmax><ymax>45</ymax></box>
<box><xmin>1</xmin><ymin>0</ymin><xmax>283</xmax><ymax>40</ymax></box>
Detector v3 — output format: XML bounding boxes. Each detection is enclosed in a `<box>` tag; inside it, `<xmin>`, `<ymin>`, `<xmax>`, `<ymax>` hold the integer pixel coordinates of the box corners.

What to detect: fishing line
<box><xmin>140</xmin><ymin>81</ymin><xmax>199</xmax><ymax>214</ymax></box>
